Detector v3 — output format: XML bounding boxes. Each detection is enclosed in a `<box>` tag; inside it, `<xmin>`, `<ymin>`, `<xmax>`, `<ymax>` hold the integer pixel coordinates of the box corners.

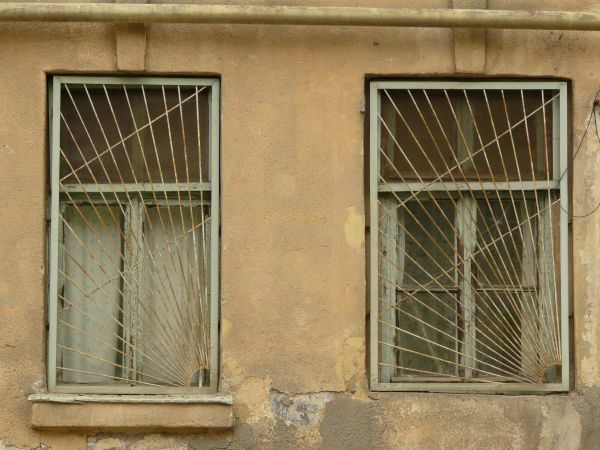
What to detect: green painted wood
<box><xmin>369</xmin><ymin>79</ymin><xmax>569</xmax><ymax>393</ymax></box>
<box><xmin>47</xmin><ymin>76</ymin><xmax>62</xmax><ymax>391</ymax></box>
<box><xmin>558</xmin><ymin>82</ymin><xmax>569</xmax><ymax>391</ymax></box>
<box><xmin>369</xmin><ymin>82</ymin><xmax>380</xmax><ymax>389</ymax></box>
<box><xmin>48</xmin><ymin>75</ymin><xmax>221</xmax><ymax>394</ymax></box>
<box><xmin>209</xmin><ymin>79</ymin><xmax>220</xmax><ymax>391</ymax></box>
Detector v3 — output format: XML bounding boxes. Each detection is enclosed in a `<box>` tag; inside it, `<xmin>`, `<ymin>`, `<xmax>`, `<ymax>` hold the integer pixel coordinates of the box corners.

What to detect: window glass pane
<box><xmin>395</xmin><ymin>293</ymin><xmax>458</xmax><ymax>378</ymax></box>
<box><xmin>60</xmin><ymin>84</ymin><xmax>210</xmax><ymax>185</ymax></box>
<box><xmin>474</xmin><ymin>292</ymin><xmax>522</xmax><ymax>380</ymax></box>
<box><xmin>58</xmin><ymin>204</ymin><xmax>124</xmax><ymax>384</ymax></box>
<box><xmin>401</xmin><ymin>198</ymin><xmax>456</xmax><ymax>288</ymax></box>
<box><xmin>380</xmin><ymin>90</ymin><xmax>458</xmax><ymax>182</ymax></box>
<box><xmin>474</xmin><ymin>195</ymin><xmax>537</xmax><ymax>288</ymax></box>
<box><xmin>139</xmin><ymin>204</ymin><xmax>211</xmax><ymax>386</ymax></box>
<box><xmin>379</xmin><ymin>89</ymin><xmax>555</xmax><ymax>183</ymax></box>
<box><xmin>466</xmin><ymin>90</ymin><xmax>554</xmax><ymax>181</ymax></box>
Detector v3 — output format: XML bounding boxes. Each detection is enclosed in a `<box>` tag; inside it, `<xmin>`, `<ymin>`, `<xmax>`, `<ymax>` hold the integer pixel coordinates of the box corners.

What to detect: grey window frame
<box><xmin>47</xmin><ymin>75</ymin><xmax>221</xmax><ymax>394</ymax></box>
<box><xmin>368</xmin><ymin>80</ymin><xmax>569</xmax><ymax>393</ymax></box>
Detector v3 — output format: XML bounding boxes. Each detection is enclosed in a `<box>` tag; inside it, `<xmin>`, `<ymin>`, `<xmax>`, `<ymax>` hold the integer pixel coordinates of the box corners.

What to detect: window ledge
<box><xmin>28</xmin><ymin>393</ymin><xmax>234</xmax><ymax>432</ymax></box>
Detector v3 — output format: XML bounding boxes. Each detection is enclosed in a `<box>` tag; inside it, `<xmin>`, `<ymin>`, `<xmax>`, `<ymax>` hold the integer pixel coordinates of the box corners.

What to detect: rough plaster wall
<box><xmin>0</xmin><ymin>0</ymin><xmax>600</xmax><ymax>448</ymax></box>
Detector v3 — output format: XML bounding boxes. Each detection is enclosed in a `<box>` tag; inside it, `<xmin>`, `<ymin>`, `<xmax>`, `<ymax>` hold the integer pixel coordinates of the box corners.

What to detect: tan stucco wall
<box><xmin>1</xmin><ymin>0</ymin><xmax>600</xmax><ymax>448</ymax></box>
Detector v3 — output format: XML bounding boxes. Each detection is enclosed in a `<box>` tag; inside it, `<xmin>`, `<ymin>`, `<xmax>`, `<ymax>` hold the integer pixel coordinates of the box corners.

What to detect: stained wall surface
<box><xmin>1</xmin><ymin>0</ymin><xmax>600</xmax><ymax>449</ymax></box>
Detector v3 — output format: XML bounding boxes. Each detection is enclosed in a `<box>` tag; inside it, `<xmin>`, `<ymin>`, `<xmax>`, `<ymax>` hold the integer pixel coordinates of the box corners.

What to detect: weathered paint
<box><xmin>0</xmin><ymin>0</ymin><xmax>599</xmax><ymax>448</ymax></box>
<box><xmin>343</xmin><ymin>207</ymin><xmax>364</xmax><ymax>252</ymax></box>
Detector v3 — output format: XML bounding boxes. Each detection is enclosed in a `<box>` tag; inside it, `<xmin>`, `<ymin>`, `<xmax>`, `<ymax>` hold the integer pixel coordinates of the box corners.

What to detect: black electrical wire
<box><xmin>561</xmin><ymin>87</ymin><xmax>600</xmax><ymax>219</ymax></box>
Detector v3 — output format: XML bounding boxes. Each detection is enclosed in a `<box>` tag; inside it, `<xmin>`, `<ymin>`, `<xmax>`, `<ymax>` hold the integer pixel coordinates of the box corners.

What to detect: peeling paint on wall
<box><xmin>0</xmin><ymin>442</ymin><xmax>25</xmax><ymax>450</ymax></box>
<box><xmin>539</xmin><ymin>401</ymin><xmax>581</xmax><ymax>450</ymax></box>
<box><xmin>87</xmin><ymin>434</ymin><xmax>231</xmax><ymax>450</ymax></box>
<box><xmin>1</xmin><ymin>1</ymin><xmax>599</xmax><ymax>449</ymax></box>
<box><xmin>269</xmin><ymin>391</ymin><xmax>332</xmax><ymax>428</ymax></box>
<box><xmin>344</xmin><ymin>207</ymin><xmax>364</xmax><ymax>251</ymax></box>
<box><xmin>334</xmin><ymin>336</ymin><xmax>366</xmax><ymax>393</ymax></box>
<box><xmin>0</xmin><ymin>443</ymin><xmax>49</xmax><ymax>450</ymax></box>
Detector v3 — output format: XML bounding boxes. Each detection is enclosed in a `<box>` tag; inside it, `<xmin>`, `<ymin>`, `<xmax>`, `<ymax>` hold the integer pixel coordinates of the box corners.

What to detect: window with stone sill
<box><xmin>368</xmin><ymin>80</ymin><xmax>569</xmax><ymax>393</ymax></box>
<box><xmin>47</xmin><ymin>76</ymin><xmax>220</xmax><ymax>394</ymax></box>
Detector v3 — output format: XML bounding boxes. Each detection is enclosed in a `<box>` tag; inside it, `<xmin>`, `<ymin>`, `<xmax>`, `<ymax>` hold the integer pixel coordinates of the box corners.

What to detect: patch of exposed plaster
<box><xmin>30</xmin><ymin>378</ymin><xmax>45</xmax><ymax>394</ymax></box>
<box><xmin>235</xmin><ymin>377</ymin><xmax>275</xmax><ymax>427</ymax></box>
<box><xmin>538</xmin><ymin>400</ymin><xmax>581</xmax><ymax>450</ymax></box>
<box><xmin>574</xmin><ymin>387</ymin><xmax>600</xmax><ymax>450</ymax></box>
<box><xmin>87</xmin><ymin>433</ymin><xmax>232</xmax><ymax>450</ymax></box>
<box><xmin>268</xmin><ymin>391</ymin><xmax>333</xmax><ymax>448</ymax></box>
<box><xmin>344</xmin><ymin>207</ymin><xmax>364</xmax><ymax>251</ymax></box>
<box><xmin>221</xmin><ymin>318</ymin><xmax>232</xmax><ymax>336</ymax></box>
<box><xmin>270</xmin><ymin>391</ymin><xmax>332</xmax><ymax>428</ymax></box>
<box><xmin>0</xmin><ymin>443</ymin><xmax>49</xmax><ymax>450</ymax></box>
<box><xmin>334</xmin><ymin>336</ymin><xmax>365</xmax><ymax>391</ymax></box>
<box><xmin>350</xmin><ymin>384</ymin><xmax>373</xmax><ymax>403</ymax></box>
<box><xmin>577</xmin><ymin>143</ymin><xmax>600</xmax><ymax>385</ymax></box>
<box><xmin>0</xmin><ymin>442</ymin><xmax>24</xmax><ymax>450</ymax></box>
<box><xmin>87</xmin><ymin>437</ymin><xmax>124</xmax><ymax>450</ymax></box>
<box><xmin>87</xmin><ymin>434</ymin><xmax>188</xmax><ymax>450</ymax></box>
<box><xmin>579</xmin><ymin>278</ymin><xmax>600</xmax><ymax>384</ymax></box>
<box><xmin>291</xmin><ymin>427</ymin><xmax>322</xmax><ymax>447</ymax></box>
<box><xmin>127</xmin><ymin>435</ymin><xmax>185</xmax><ymax>450</ymax></box>
<box><xmin>579</xmin><ymin>303</ymin><xmax>599</xmax><ymax>384</ymax></box>
<box><xmin>221</xmin><ymin>355</ymin><xmax>245</xmax><ymax>390</ymax></box>
<box><xmin>581</xmin><ymin>130</ymin><xmax>600</xmax><ymax>214</ymax></box>
<box><xmin>229</xmin><ymin>377</ymin><xmax>277</xmax><ymax>447</ymax></box>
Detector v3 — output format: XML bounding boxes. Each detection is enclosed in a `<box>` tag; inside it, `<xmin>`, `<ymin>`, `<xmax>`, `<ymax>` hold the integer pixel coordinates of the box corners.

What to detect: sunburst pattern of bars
<box><xmin>371</xmin><ymin>82</ymin><xmax>567</xmax><ymax>388</ymax></box>
<box><xmin>49</xmin><ymin>78</ymin><xmax>218</xmax><ymax>391</ymax></box>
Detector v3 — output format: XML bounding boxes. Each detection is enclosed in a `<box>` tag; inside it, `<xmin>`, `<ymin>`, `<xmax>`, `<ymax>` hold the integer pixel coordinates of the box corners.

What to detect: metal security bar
<box><xmin>48</xmin><ymin>76</ymin><xmax>220</xmax><ymax>394</ymax></box>
<box><xmin>369</xmin><ymin>81</ymin><xmax>568</xmax><ymax>393</ymax></box>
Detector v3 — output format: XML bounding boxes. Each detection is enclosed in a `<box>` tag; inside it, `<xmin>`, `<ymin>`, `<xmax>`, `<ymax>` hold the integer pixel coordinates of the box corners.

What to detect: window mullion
<box><xmin>123</xmin><ymin>197</ymin><xmax>144</xmax><ymax>384</ymax></box>
<box><xmin>378</xmin><ymin>98</ymin><xmax>400</xmax><ymax>383</ymax></box>
<box><xmin>455</xmin><ymin>96</ymin><xmax>477</xmax><ymax>379</ymax></box>
<box><xmin>378</xmin><ymin>194</ymin><xmax>399</xmax><ymax>382</ymax></box>
<box><xmin>457</xmin><ymin>196</ymin><xmax>477</xmax><ymax>379</ymax></box>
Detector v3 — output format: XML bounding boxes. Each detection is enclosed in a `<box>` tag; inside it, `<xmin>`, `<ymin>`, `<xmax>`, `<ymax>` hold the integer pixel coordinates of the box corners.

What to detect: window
<box><xmin>369</xmin><ymin>81</ymin><xmax>568</xmax><ymax>392</ymax></box>
<box><xmin>47</xmin><ymin>76</ymin><xmax>220</xmax><ymax>393</ymax></box>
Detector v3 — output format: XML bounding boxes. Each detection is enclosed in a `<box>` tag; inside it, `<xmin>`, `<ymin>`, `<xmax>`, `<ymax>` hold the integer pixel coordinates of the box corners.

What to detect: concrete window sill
<box><xmin>28</xmin><ymin>393</ymin><xmax>234</xmax><ymax>432</ymax></box>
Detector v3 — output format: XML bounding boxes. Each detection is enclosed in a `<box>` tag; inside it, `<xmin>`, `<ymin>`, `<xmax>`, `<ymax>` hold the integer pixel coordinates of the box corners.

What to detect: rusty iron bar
<box><xmin>1</xmin><ymin>3</ymin><xmax>600</xmax><ymax>31</ymax></box>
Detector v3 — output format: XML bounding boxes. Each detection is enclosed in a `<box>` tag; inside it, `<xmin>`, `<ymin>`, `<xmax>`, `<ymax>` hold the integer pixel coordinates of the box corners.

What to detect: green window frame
<box><xmin>47</xmin><ymin>76</ymin><xmax>220</xmax><ymax>393</ymax></box>
<box><xmin>369</xmin><ymin>80</ymin><xmax>569</xmax><ymax>393</ymax></box>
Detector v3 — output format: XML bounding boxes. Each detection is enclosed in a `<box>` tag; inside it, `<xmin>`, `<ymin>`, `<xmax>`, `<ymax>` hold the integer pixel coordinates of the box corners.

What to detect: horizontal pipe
<box><xmin>1</xmin><ymin>3</ymin><xmax>600</xmax><ymax>31</ymax></box>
